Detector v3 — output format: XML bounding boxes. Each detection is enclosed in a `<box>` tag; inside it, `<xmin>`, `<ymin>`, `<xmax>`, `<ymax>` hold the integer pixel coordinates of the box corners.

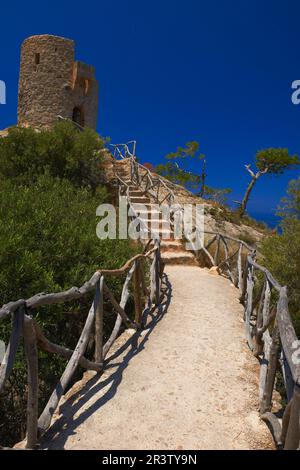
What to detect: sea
<box><xmin>250</xmin><ymin>212</ymin><xmax>281</xmax><ymax>230</ymax></box>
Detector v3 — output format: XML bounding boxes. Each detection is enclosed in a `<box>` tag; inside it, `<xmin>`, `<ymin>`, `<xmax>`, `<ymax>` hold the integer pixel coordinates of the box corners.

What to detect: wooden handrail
<box><xmin>199</xmin><ymin>231</ymin><xmax>300</xmax><ymax>449</ymax></box>
<box><xmin>0</xmin><ymin>183</ymin><xmax>164</xmax><ymax>448</ymax></box>
<box><xmin>113</xmin><ymin>143</ymin><xmax>300</xmax><ymax>449</ymax></box>
<box><xmin>2</xmin><ymin>142</ymin><xmax>299</xmax><ymax>450</ymax></box>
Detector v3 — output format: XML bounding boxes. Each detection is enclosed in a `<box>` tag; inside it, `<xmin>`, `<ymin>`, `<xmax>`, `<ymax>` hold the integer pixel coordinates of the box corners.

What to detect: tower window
<box><xmin>35</xmin><ymin>53</ymin><xmax>40</xmax><ymax>65</ymax></box>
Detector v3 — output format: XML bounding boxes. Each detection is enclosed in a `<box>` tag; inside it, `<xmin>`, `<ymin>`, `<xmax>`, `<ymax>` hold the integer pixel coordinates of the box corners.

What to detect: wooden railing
<box><xmin>196</xmin><ymin>232</ymin><xmax>300</xmax><ymax>450</ymax></box>
<box><xmin>113</xmin><ymin>142</ymin><xmax>300</xmax><ymax>449</ymax></box>
<box><xmin>241</xmin><ymin>256</ymin><xmax>300</xmax><ymax>450</ymax></box>
<box><xmin>111</xmin><ymin>142</ymin><xmax>175</xmax><ymax>206</ymax></box>
<box><xmin>0</xmin><ymin>192</ymin><xmax>164</xmax><ymax>449</ymax></box>
<box><xmin>110</xmin><ymin>141</ymin><xmax>137</xmax><ymax>161</ymax></box>
<box><xmin>3</xmin><ymin>140</ymin><xmax>298</xmax><ymax>450</ymax></box>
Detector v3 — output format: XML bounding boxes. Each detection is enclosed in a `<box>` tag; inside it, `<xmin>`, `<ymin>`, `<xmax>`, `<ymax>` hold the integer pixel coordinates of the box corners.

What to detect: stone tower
<box><xmin>18</xmin><ymin>35</ymin><xmax>98</xmax><ymax>129</ymax></box>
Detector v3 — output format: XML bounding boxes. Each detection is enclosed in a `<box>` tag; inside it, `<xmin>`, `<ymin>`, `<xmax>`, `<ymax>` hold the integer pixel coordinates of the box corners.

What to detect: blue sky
<box><xmin>0</xmin><ymin>0</ymin><xmax>299</xmax><ymax>219</ymax></box>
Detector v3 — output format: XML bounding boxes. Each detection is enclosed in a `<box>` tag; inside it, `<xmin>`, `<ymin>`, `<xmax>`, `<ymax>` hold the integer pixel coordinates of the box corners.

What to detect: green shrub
<box><xmin>261</xmin><ymin>177</ymin><xmax>300</xmax><ymax>337</ymax></box>
<box><xmin>0</xmin><ymin>175</ymin><xmax>138</xmax><ymax>446</ymax></box>
<box><xmin>0</xmin><ymin>119</ymin><xmax>139</xmax><ymax>446</ymax></box>
<box><xmin>0</xmin><ymin>121</ymin><xmax>106</xmax><ymax>191</ymax></box>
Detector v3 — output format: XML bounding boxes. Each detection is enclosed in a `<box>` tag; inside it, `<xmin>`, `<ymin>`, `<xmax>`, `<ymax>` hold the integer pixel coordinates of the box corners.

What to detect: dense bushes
<box><xmin>0</xmin><ymin>123</ymin><xmax>137</xmax><ymax>446</ymax></box>
<box><xmin>0</xmin><ymin>122</ymin><xmax>105</xmax><ymax>191</ymax></box>
<box><xmin>261</xmin><ymin>177</ymin><xmax>300</xmax><ymax>336</ymax></box>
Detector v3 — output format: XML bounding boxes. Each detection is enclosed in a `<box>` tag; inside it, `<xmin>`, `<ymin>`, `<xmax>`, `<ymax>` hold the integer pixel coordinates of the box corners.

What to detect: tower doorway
<box><xmin>72</xmin><ymin>106</ymin><xmax>84</xmax><ymax>127</ymax></box>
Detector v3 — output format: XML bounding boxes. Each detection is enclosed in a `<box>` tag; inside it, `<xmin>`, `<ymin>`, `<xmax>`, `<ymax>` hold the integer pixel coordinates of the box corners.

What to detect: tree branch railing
<box><xmin>0</xmin><ymin>206</ymin><xmax>164</xmax><ymax>449</ymax></box>
<box><xmin>193</xmin><ymin>231</ymin><xmax>300</xmax><ymax>450</ymax></box>
<box><xmin>110</xmin><ymin>141</ymin><xmax>137</xmax><ymax>161</ymax></box>
<box><xmin>111</xmin><ymin>142</ymin><xmax>175</xmax><ymax>207</ymax></box>
<box><xmin>111</xmin><ymin>141</ymin><xmax>300</xmax><ymax>449</ymax></box>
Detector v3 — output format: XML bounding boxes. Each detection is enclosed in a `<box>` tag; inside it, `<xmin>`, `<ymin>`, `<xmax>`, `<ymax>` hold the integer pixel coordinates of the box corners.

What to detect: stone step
<box><xmin>129</xmin><ymin>190</ymin><xmax>145</xmax><ymax>197</ymax></box>
<box><xmin>130</xmin><ymin>196</ymin><xmax>151</xmax><ymax>204</ymax></box>
<box><xmin>137</xmin><ymin>228</ymin><xmax>175</xmax><ymax>239</ymax></box>
<box><xmin>139</xmin><ymin>219</ymin><xmax>171</xmax><ymax>230</ymax></box>
<box><xmin>131</xmin><ymin>202</ymin><xmax>166</xmax><ymax>211</ymax></box>
<box><xmin>136</xmin><ymin>210</ymin><xmax>162</xmax><ymax>220</ymax></box>
<box><xmin>129</xmin><ymin>209</ymin><xmax>174</xmax><ymax>228</ymax></box>
<box><xmin>160</xmin><ymin>240</ymin><xmax>185</xmax><ymax>252</ymax></box>
<box><xmin>144</xmin><ymin>238</ymin><xmax>186</xmax><ymax>251</ymax></box>
<box><xmin>130</xmin><ymin>203</ymin><xmax>161</xmax><ymax>211</ymax></box>
<box><xmin>161</xmin><ymin>251</ymin><xmax>198</xmax><ymax>266</ymax></box>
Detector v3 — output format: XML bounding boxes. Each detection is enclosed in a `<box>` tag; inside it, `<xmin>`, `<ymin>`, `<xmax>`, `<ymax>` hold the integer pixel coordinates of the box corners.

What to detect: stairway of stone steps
<box><xmin>114</xmin><ymin>160</ymin><xmax>197</xmax><ymax>266</ymax></box>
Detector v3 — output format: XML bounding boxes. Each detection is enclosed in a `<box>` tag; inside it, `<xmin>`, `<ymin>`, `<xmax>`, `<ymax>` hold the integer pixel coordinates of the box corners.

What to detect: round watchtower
<box><xmin>18</xmin><ymin>35</ymin><xmax>98</xmax><ymax>129</ymax></box>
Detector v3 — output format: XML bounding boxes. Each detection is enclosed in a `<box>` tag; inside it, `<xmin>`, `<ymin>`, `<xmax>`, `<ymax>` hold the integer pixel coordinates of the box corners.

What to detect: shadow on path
<box><xmin>41</xmin><ymin>273</ymin><xmax>172</xmax><ymax>449</ymax></box>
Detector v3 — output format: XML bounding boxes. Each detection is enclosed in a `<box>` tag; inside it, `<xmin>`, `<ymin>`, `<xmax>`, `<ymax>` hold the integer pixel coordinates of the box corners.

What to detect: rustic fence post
<box><xmin>237</xmin><ymin>242</ymin><xmax>243</xmax><ymax>290</ymax></box>
<box><xmin>260</xmin><ymin>327</ymin><xmax>279</xmax><ymax>414</ymax></box>
<box><xmin>94</xmin><ymin>276</ymin><xmax>104</xmax><ymax>364</ymax></box>
<box><xmin>214</xmin><ymin>234</ymin><xmax>220</xmax><ymax>265</ymax></box>
<box><xmin>240</xmin><ymin>257</ymin><xmax>249</xmax><ymax>304</ymax></box>
<box><xmin>284</xmin><ymin>384</ymin><xmax>300</xmax><ymax>450</ymax></box>
<box><xmin>103</xmin><ymin>263</ymin><xmax>137</xmax><ymax>359</ymax></box>
<box><xmin>155</xmin><ymin>240</ymin><xmax>161</xmax><ymax>305</ymax></box>
<box><xmin>0</xmin><ymin>306</ymin><xmax>24</xmax><ymax>392</ymax></box>
<box><xmin>38</xmin><ymin>280</ymin><xmax>100</xmax><ymax>434</ymax></box>
<box><xmin>133</xmin><ymin>261</ymin><xmax>143</xmax><ymax>325</ymax></box>
<box><xmin>245</xmin><ymin>262</ymin><xmax>254</xmax><ymax>349</ymax></box>
<box><xmin>23</xmin><ymin>314</ymin><xmax>39</xmax><ymax>449</ymax></box>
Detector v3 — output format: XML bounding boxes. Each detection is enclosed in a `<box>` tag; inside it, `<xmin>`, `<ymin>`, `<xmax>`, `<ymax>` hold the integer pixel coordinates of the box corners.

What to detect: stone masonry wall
<box><xmin>18</xmin><ymin>35</ymin><xmax>98</xmax><ymax>129</ymax></box>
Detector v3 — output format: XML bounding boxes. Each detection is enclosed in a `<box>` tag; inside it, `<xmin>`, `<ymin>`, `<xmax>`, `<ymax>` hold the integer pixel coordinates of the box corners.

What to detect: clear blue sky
<box><xmin>0</xmin><ymin>0</ymin><xmax>299</xmax><ymax>218</ymax></box>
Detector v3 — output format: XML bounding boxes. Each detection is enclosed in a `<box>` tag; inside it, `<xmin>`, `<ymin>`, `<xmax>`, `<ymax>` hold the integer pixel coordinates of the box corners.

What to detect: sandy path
<box><xmin>42</xmin><ymin>266</ymin><xmax>273</xmax><ymax>450</ymax></box>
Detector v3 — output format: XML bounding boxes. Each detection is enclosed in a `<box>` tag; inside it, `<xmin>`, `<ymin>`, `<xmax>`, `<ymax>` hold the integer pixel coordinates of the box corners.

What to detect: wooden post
<box><xmin>155</xmin><ymin>242</ymin><xmax>161</xmax><ymax>305</ymax></box>
<box><xmin>237</xmin><ymin>242</ymin><xmax>243</xmax><ymax>290</ymax></box>
<box><xmin>281</xmin><ymin>396</ymin><xmax>293</xmax><ymax>446</ymax></box>
<box><xmin>280</xmin><ymin>350</ymin><xmax>295</xmax><ymax>402</ymax></box>
<box><xmin>245</xmin><ymin>263</ymin><xmax>254</xmax><ymax>349</ymax></box>
<box><xmin>103</xmin><ymin>263</ymin><xmax>135</xmax><ymax>358</ymax></box>
<box><xmin>38</xmin><ymin>292</ymin><xmax>98</xmax><ymax>434</ymax></box>
<box><xmin>214</xmin><ymin>235</ymin><xmax>220</xmax><ymax>265</ymax></box>
<box><xmin>239</xmin><ymin>257</ymin><xmax>249</xmax><ymax>304</ymax></box>
<box><xmin>284</xmin><ymin>384</ymin><xmax>300</xmax><ymax>450</ymax></box>
<box><xmin>133</xmin><ymin>261</ymin><xmax>143</xmax><ymax>325</ymax></box>
<box><xmin>23</xmin><ymin>315</ymin><xmax>39</xmax><ymax>449</ymax></box>
<box><xmin>94</xmin><ymin>276</ymin><xmax>104</xmax><ymax>364</ymax></box>
<box><xmin>253</xmin><ymin>281</ymin><xmax>267</xmax><ymax>357</ymax></box>
<box><xmin>260</xmin><ymin>328</ymin><xmax>279</xmax><ymax>414</ymax></box>
<box><xmin>0</xmin><ymin>307</ymin><xmax>24</xmax><ymax>392</ymax></box>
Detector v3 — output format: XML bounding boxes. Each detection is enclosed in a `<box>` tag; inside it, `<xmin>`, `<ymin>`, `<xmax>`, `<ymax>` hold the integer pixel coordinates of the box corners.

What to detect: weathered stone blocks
<box><xmin>18</xmin><ymin>34</ymin><xmax>98</xmax><ymax>129</ymax></box>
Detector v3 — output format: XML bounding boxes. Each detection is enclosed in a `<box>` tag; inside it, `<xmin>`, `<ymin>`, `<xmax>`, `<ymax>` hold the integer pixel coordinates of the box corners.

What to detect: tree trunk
<box><xmin>199</xmin><ymin>159</ymin><xmax>206</xmax><ymax>198</ymax></box>
<box><xmin>240</xmin><ymin>175</ymin><xmax>260</xmax><ymax>216</ymax></box>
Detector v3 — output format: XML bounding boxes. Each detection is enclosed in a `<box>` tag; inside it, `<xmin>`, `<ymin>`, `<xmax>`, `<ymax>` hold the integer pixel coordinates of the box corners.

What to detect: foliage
<box><xmin>203</xmin><ymin>185</ymin><xmax>232</xmax><ymax>205</ymax></box>
<box><xmin>255</xmin><ymin>148</ymin><xmax>299</xmax><ymax>175</ymax></box>
<box><xmin>0</xmin><ymin>121</ymin><xmax>106</xmax><ymax>192</ymax></box>
<box><xmin>277</xmin><ymin>177</ymin><xmax>300</xmax><ymax>217</ymax></box>
<box><xmin>0</xmin><ymin>175</ymin><xmax>138</xmax><ymax>446</ymax></box>
<box><xmin>0</xmin><ymin>175</ymin><xmax>133</xmax><ymax>304</ymax></box>
<box><xmin>0</xmin><ymin>124</ymin><xmax>137</xmax><ymax>447</ymax></box>
<box><xmin>156</xmin><ymin>141</ymin><xmax>206</xmax><ymax>193</ymax></box>
<box><xmin>261</xmin><ymin>177</ymin><xmax>300</xmax><ymax>336</ymax></box>
<box><xmin>240</xmin><ymin>147</ymin><xmax>299</xmax><ymax>216</ymax></box>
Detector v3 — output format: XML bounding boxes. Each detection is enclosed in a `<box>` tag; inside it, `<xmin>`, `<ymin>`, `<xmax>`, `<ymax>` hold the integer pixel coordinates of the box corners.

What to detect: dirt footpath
<box><xmin>42</xmin><ymin>266</ymin><xmax>274</xmax><ymax>450</ymax></box>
